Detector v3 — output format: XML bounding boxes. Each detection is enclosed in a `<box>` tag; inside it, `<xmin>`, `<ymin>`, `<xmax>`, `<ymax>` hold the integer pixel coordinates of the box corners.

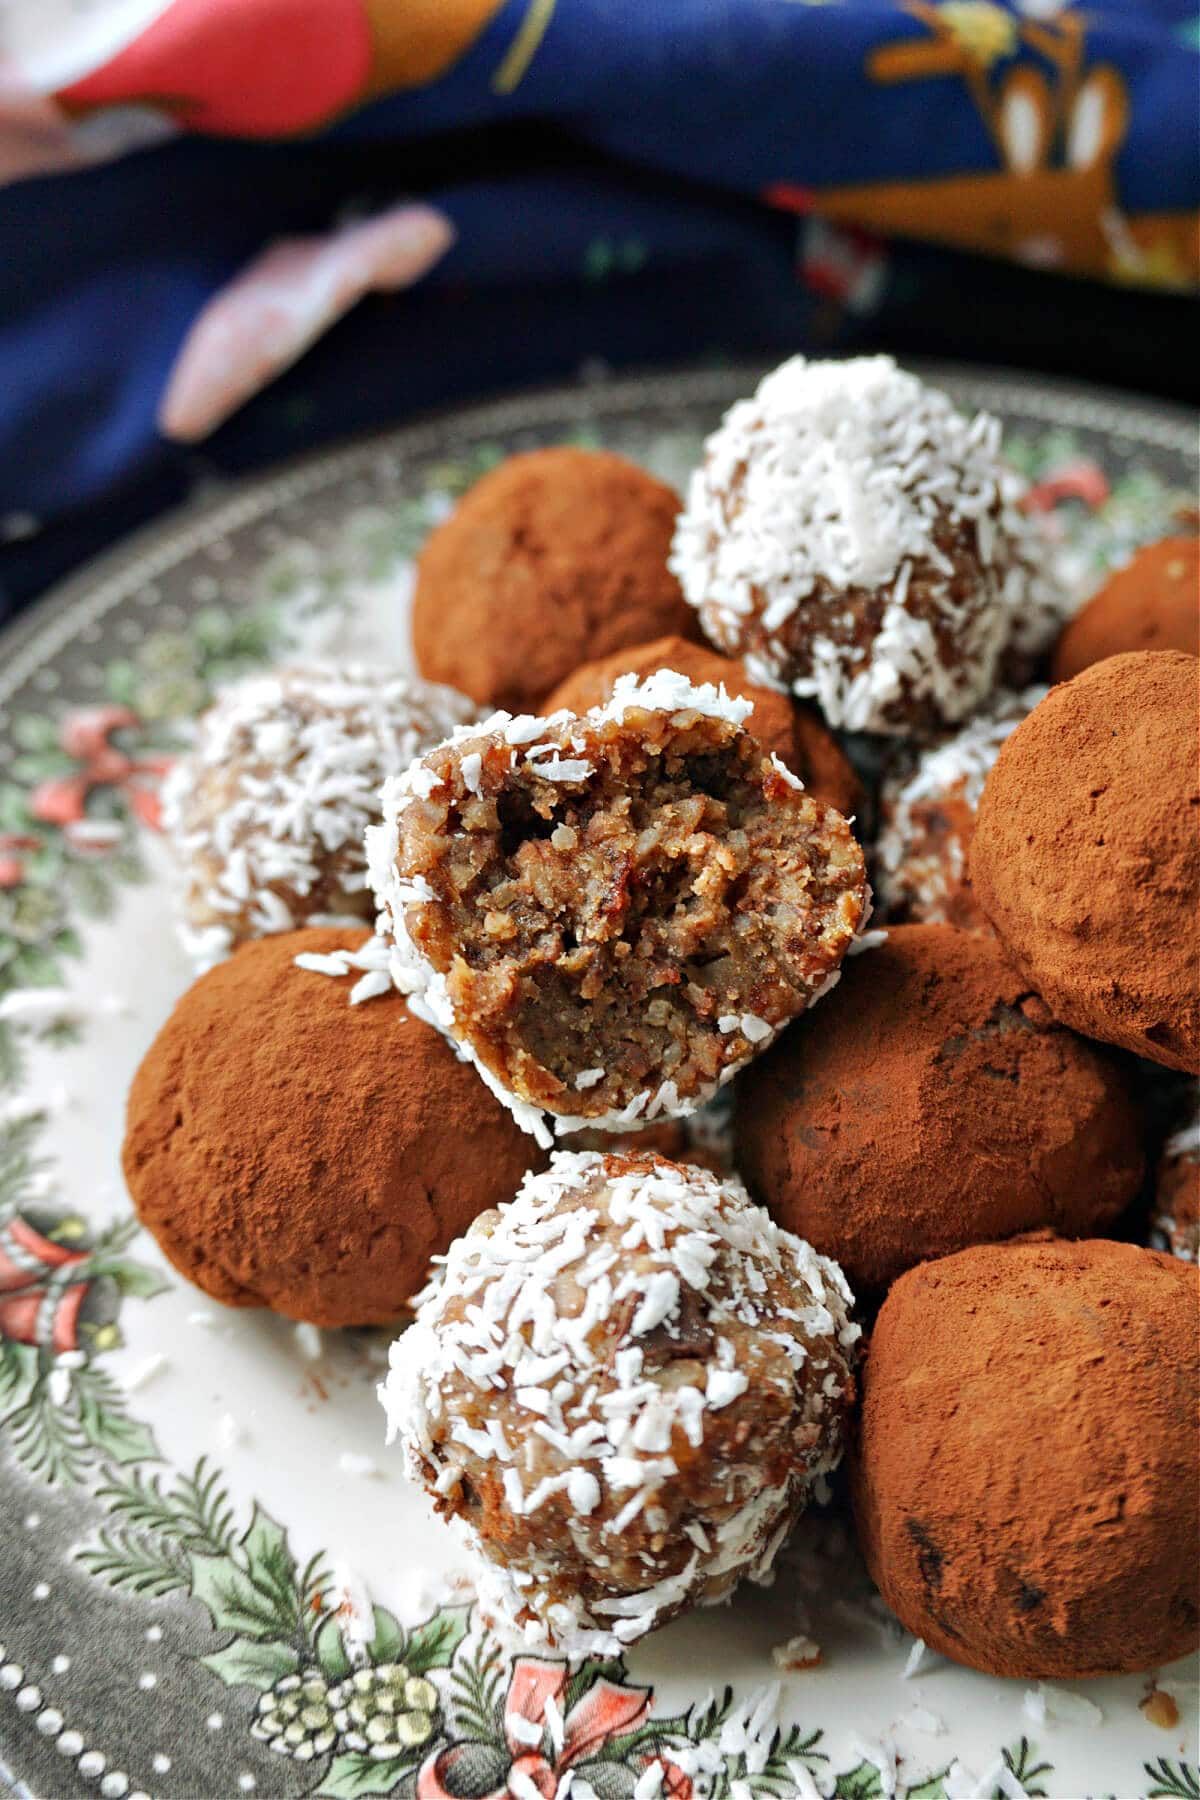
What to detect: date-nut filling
<box><xmin>395</xmin><ymin>704</ymin><xmax>866</xmax><ymax>1118</ymax></box>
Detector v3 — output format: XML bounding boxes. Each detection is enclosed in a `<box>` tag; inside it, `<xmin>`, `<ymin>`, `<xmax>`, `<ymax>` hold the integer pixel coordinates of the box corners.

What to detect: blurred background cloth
<box><xmin>1</xmin><ymin>0</ymin><xmax>1197</xmax><ymax>621</ymax></box>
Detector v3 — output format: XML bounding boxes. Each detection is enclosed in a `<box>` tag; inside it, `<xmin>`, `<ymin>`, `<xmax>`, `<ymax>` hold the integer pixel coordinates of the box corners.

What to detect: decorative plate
<box><xmin>0</xmin><ymin>365</ymin><xmax>1196</xmax><ymax>1800</ymax></box>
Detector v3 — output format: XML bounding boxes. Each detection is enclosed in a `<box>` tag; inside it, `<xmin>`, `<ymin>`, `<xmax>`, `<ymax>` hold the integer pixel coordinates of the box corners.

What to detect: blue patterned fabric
<box><xmin>1</xmin><ymin>0</ymin><xmax>1196</xmax><ymax>618</ymax></box>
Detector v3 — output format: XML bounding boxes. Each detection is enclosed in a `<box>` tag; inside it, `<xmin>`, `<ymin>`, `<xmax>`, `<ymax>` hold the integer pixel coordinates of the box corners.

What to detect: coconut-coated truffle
<box><xmin>973</xmin><ymin>651</ymin><xmax>1200</xmax><ymax>1073</ymax></box>
<box><xmin>368</xmin><ymin>671</ymin><xmax>867</xmax><ymax>1147</ymax></box>
<box><xmin>161</xmin><ymin>665</ymin><xmax>474</xmax><ymax>969</ymax></box>
<box><xmin>852</xmin><ymin>1237</ymin><xmax>1200</xmax><ymax>1679</ymax></box>
<box><xmin>735</xmin><ymin>924</ymin><xmax>1143</xmax><ymax>1296</ymax></box>
<box><xmin>380</xmin><ymin>1149</ymin><xmax>858</xmax><ymax>1656</ymax></box>
<box><xmin>544</xmin><ymin>634</ymin><xmax>864</xmax><ymax>820</ymax></box>
<box><xmin>122</xmin><ymin>929</ymin><xmax>542</xmax><ymax>1327</ymax></box>
<box><xmin>669</xmin><ymin>356</ymin><xmax>1038</xmax><ymax>735</ymax></box>
<box><xmin>1151</xmin><ymin>1099</ymin><xmax>1199</xmax><ymax>1263</ymax></box>
<box><xmin>411</xmin><ymin>448</ymin><xmax>699</xmax><ymax>713</ymax></box>
<box><xmin>1052</xmin><ymin>536</ymin><xmax>1199</xmax><ymax>682</ymax></box>
<box><xmin>874</xmin><ymin>686</ymin><xmax>1043</xmax><ymax>931</ymax></box>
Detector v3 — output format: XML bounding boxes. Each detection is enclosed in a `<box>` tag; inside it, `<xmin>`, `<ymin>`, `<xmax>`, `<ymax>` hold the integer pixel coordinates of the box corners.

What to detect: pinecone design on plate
<box><xmin>251</xmin><ymin>1670</ymin><xmax>338</xmax><ymax>1761</ymax></box>
<box><xmin>329</xmin><ymin>1664</ymin><xmax>439</xmax><ymax>1759</ymax></box>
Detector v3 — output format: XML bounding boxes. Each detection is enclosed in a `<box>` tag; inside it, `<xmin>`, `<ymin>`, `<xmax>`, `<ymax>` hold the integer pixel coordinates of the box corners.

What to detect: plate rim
<box><xmin>2</xmin><ymin>356</ymin><xmax>1197</xmax><ymax>709</ymax></box>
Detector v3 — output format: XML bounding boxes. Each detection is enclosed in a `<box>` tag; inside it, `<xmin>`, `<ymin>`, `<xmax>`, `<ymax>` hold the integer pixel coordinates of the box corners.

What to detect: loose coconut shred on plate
<box><xmin>367</xmin><ymin>669</ymin><xmax>869</xmax><ymax>1146</ymax></box>
<box><xmin>379</xmin><ymin>1149</ymin><xmax>860</xmax><ymax>1658</ymax></box>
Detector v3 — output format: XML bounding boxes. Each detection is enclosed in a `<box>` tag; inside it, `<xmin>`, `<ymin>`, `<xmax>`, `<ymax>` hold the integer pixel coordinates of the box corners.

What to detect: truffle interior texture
<box><xmin>401</xmin><ymin>708</ymin><xmax>862</xmax><ymax>1118</ymax></box>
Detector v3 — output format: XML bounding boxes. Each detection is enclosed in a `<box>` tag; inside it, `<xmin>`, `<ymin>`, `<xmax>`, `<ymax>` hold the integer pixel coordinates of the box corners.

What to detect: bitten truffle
<box><xmin>411</xmin><ymin>448</ymin><xmax>698</xmax><ymax>713</ymax></box>
<box><xmin>122</xmin><ymin>929</ymin><xmax>541</xmax><ymax>1327</ymax></box>
<box><xmin>669</xmin><ymin>356</ymin><xmax>1046</xmax><ymax>735</ymax></box>
<box><xmin>368</xmin><ymin>671</ymin><xmax>868</xmax><ymax>1146</ymax></box>
<box><xmin>544</xmin><ymin>634</ymin><xmax>863</xmax><ymax>819</ymax></box>
<box><xmin>736</xmin><ymin>924</ymin><xmax>1143</xmax><ymax>1296</ymax></box>
<box><xmin>973</xmin><ymin>651</ymin><xmax>1200</xmax><ymax>1073</ymax></box>
<box><xmin>1151</xmin><ymin>1099</ymin><xmax>1200</xmax><ymax>1263</ymax></box>
<box><xmin>852</xmin><ymin>1237</ymin><xmax>1200</xmax><ymax>1679</ymax></box>
<box><xmin>380</xmin><ymin>1149</ymin><xmax>858</xmax><ymax>1656</ymax></box>
<box><xmin>162</xmin><ymin>666</ymin><xmax>474</xmax><ymax>968</ymax></box>
<box><xmin>1052</xmin><ymin>536</ymin><xmax>1199</xmax><ymax>681</ymax></box>
<box><xmin>874</xmin><ymin>687</ymin><xmax>1044</xmax><ymax>931</ymax></box>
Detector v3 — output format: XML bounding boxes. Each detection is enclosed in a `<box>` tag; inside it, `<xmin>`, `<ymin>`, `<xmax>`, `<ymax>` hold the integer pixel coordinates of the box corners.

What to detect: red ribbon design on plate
<box><xmin>29</xmin><ymin>705</ymin><xmax>173</xmax><ymax>837</ymax></box>
<box><xmin>416</xmin><ymin>1656</ymin><xmax>689</xmax><ymax>1800</ymax></box>
<box><xmin>0</xmin><ymin>1217</ymin><xmax>89</xmax><ymax>1352</ymax></box>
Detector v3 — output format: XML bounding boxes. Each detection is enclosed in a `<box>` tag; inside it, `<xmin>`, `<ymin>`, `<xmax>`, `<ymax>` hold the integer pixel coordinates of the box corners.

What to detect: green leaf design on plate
<box><xmin>998</xmin><ymin>1737</ymin><xmax>1052</xmax><ymax>1798</ymax></box>
<box><xmin>831</xmin><ymin>1762</ymin><xmax>885</xmax><ymax>1800</ymax></box>
<box><xmin>904</xmin><ymin>1772</ymin><xmax>950</xmax><ymax>1800</ymax></box>
<box><xmin>447</xmin><ymin>1639</ymin><xmax>506</xmax><ymax>1743</ymax></box>
<box><xmin>311</xmin><ymin>1602</ymin><xmax>404</xmax><ymax>1684</ymax></box>
<box><xmin>94</xmin><ymin>1458</ymin><xmax>235</xmax><ymax>1555</ymax></box>
<box><xmin>77</xmin><ymin>1527</ymin><xmax>189</xmax><ymax>1598</ymax></box>
<box><xmin>315</xmin><ymin>1750</ymin><xmax>419</xmax><ymax>1799</ymax></box>
<box><xmin>403</xmin><ymin>1605</ymin><xmax>470</xmax><ymax>1675</ymax></box>
<box><xmin>200</xmin><ymin>1636</ymin><xmax>301</xmax><ymax>1691</ymax></box>
<box><xmin>96</xmin><ymin>1260</ymin><xmax>172</xmax><ymax>1300</ymax></box>
<box><xmin>76</xmin><ymin>1390</ymin><xmax>160</xmax><ymax>1465</ymax></box>
<box><xmin>240</xmin><ymin>1502</ymin><xmax>300</xmax><ymax>1628</ymax></box>
<box><xmin>8</xmin><ymin>1390</ymin><xmax>92</xmax><ymax>1485</ymax></box>
<box><xmin>314</xmin><ymin>1614</ymin><xmax>352</xmax><ymax>1683</ymax></box>
<box><xmin>0</xmin><ymin>1340</ymin><xmax>39</xmax><ymax>1413</ymax></box>
<box><xmin>0</xmin><ymin>1018</ymin><xmax>23</xmax><ymax>1087</ymax></box>
<box><xmin>11</xmin><ymin>715</ymin><xmax>61</xmax><ymax>753</ymax></box>
<box><xmin>1145</xmin><ymin>1761</ymin><xmax>1200</xmax><ymax>1800</ymax></box>
<box><xmin>188</xmin><ymin>1551</ymin><xmax>289</xmax><ymax>1639</ymax></box>
<box><xmin>64</xmin><ymin>862</ymin><xmax>117</xmax><ymax>920</ymax></box>
<box><xmin>9</xmin><ymin>751</ymin><xmax>73</xmax><ymax>784</ymax></box>
<box><xmin>366</xmin><ymin>1605</ymin><xmax>406</xmax><ymax>1667</ymax></box>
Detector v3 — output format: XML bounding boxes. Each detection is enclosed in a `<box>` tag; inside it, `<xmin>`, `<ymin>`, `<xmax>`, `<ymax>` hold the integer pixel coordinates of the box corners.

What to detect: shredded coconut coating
<box><xmin>874</xmin><ymin>687</ymin><xmax>1046</xmax><ymax>930</ymax></box>
<box><xmin>669</xmin><ymin>355</ymin><xmax>1047</xmax><ymax>735</ymax></box>
<box><xmin>1150</xmin><ymin>1096</ymin><xmax>1200</xmax><ymax>1263</ymax></box>
<box><xmin>367</xmin><ymin>670</ymin><xmax>869</xmax><ymax>1147</ymax></box>
<box><xmin>163</xmin><ymin>665</ymin><xmax>475</xmax><ymax>968</ymax></box>
<box><xmin>379</xmin><ymin>1149</ymin><xmax>859</xmax><ymax>1656</ymax></box>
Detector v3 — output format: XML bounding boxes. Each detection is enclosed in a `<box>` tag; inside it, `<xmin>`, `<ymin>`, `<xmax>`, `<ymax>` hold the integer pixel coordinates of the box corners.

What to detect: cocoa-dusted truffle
<box><xmin>380</xmin><ymin>1149</ymin><xmax>858</xmax><ymax>1656</ymax></box>
<box><xmin>736</xmin><ymin>924</ymin><xmax>1143</xmax><ymax>1296</ymax></box>
<box><xmin>122</xmin><ymin>929</ymin><xmax>541</xmax><ymax>1327</ymax></box>
<box><xmin>1151</xmin><ymin>1099</ymin><xmax>1199</xmax><ymax>1262</ymax></box>
<box><xmin>973</xmin><ymin>651</ymin><xmax>1200</xmax><ymax>1073</ymax></box>
<box><xmin>162</xmin><ymin>665</ymin><xmax>474</xmax><ymax>968</ymax></box>
<box><xmin>1052</xmin><ymin>536</ymin><xmax>1199</xmax><ymax>682</ymax></box>
<box><xmin>411</xmin><ymin>448</ymin><xmax>698</xmax><ymax>713</ymax></box>
<box><xmin>544</xmin><ymin>634</ymin><xmax>863</xmax><ymax>819</ymax></box>
<box><xmin>368</xmin><ymin>671</ymin><xmax>868</xmax><ymax>1147</ymax></box>
<box><xmin>852</xmin><ymin>1237</ymin><xmax>1199</xmax><ymax>1679</ymax></box>
<box><xmin>669</xmin><ymin>356</ymin><xmax>1042</xmax><ymax>735</ymax></box>
<box><xmin>874</xmin><ymin>686</ymin><xmax>1044</xmax><ymax>931</ymax></box>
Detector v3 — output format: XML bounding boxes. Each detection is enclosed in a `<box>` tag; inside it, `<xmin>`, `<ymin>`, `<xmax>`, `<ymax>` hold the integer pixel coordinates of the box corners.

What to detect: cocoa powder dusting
<box><xmin>1052</xmin><ymin>537</ymin><xmax>1199</xmax><ymax>681</ymax></box>
<box><xmin>412</xmin><ymin>447</ymin><xmax>699</xmax><ymax>712</ymax></box>
<box><xmin>851</xmin><ymin>1237</ymin><xmax>1200</xmax><ymax>1680</ymax></box>
<box><xmin>122</xmin><ymin>928</ymin><xmax>541</xmax><ymax>1326</ymax></box>
<box><xmin>972</xmin><ymin>651</ymin><xmax>1200</xmax><ymax>1073</ymax></box>
<box><xmin>735</xmin><ymin>923</ymin><xmax>1143</xmax><ymax>1295</ymax></box>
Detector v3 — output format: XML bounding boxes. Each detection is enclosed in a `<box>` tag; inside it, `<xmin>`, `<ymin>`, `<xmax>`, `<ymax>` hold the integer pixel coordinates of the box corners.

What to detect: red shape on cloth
<box><xmin>57</xmin><ymin>0</ymin><xmax>372</xmax><ymax>137</ymax></box>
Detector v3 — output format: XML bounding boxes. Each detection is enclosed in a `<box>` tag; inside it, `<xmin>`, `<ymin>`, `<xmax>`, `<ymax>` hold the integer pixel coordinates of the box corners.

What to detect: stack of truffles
<box><xmin>124</xmin><ymin>356</ymin><xmax>1199</xmax><ymax>1675</ymax></box>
